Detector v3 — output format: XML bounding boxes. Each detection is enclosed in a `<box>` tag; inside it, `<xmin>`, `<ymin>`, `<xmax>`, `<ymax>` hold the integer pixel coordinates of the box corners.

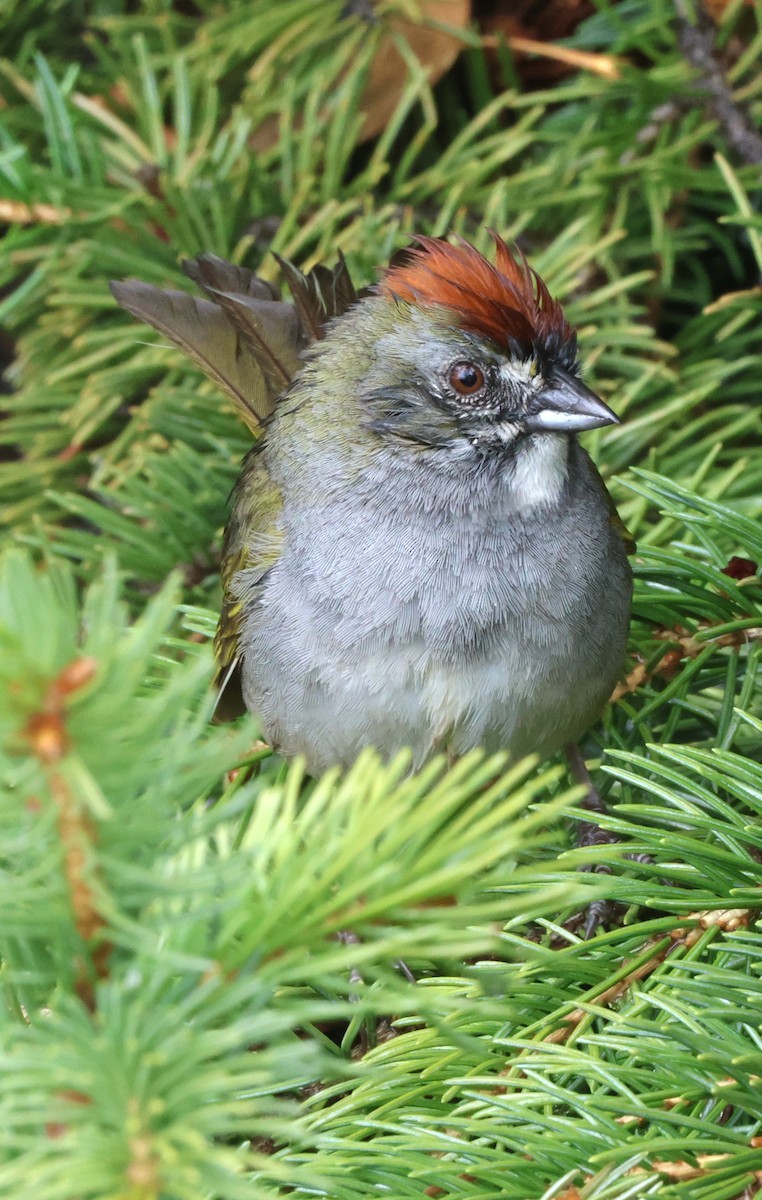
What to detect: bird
<box><xmin>111</xmin><ymin>234</ymin><xmax>632</xmax><ymax>781</ymax></box>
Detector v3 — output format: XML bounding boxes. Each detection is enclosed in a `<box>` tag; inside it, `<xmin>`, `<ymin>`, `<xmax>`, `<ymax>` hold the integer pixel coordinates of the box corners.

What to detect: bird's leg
<box><xmin>564</xmin><ymin>742</ymin><xmax>621</xmax><ymax>938</ymax></box>
<box><xmin>336</xmin><ymin>929</ymin><xmax>365</xmax><ymax>990</ymax></box>
<box><xmin>564</xmin><ymin>742</ymin><xmax>615</xmax><ymax>838</ymax></box>
<box><xmin>335</xmin><ymin>929</ymin><xmax>373</xmax><ymax>1054</ymax></box>
<box><xmin>336</xmin><ymin>931</ymin><xmax>415</xmax><ymax>1055</ymax></box>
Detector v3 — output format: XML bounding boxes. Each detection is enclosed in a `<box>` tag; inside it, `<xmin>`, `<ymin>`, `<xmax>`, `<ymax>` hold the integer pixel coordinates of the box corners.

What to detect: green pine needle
<box><xmin>2</xmin><ymin>1</ymin><xmax>762</xmax><ymax>1196</ymax></box>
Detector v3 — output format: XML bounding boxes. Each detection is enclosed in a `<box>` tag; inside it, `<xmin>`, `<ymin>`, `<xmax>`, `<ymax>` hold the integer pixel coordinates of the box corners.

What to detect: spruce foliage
<box><xmin>1</xmin><ymin>2</ymin><xmax>762</xmax><ymax>1196</ymax></box>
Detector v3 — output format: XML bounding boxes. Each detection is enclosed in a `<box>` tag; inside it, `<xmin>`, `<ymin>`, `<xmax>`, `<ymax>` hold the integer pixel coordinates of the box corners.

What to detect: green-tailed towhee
<box><xmin>112</xmin><ymin>235</ymin><xmax>632</xmax><ymax>776</ymax></box>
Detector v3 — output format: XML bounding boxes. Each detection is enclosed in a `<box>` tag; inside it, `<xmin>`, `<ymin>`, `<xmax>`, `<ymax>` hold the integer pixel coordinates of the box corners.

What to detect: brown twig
<box><xmin>481</xmin><ymin>33</ymin><xmax>620</xmax><ymax>80</ymax></box>
<box><xmin>544</xmin><ymin>907</ymin><xmax>750</xmax><ymax>1045</ymax></box>
<box><xmin>675</xmin><ymin>0</ymin><xmax>762</xmax><ymax>165</ymax></box>
<box><xmin>23</xmin><ymin>656</ymin><xmax>111</xmax><ymax>1008</ymax></box>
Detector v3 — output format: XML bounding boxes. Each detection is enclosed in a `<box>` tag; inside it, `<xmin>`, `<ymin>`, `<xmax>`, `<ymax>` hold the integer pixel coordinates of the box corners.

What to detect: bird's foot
<box><xmin>336</xmin><ymin>929</ymin><xmax>364</xmax><ymax>989</ymax></box>
<box><xmin>564</xmin><ymin>743</ymin><xmax>626</xmax><ymax>938</ymax></box>
<box><xmin>578</xmin><ymin>813</ymin><xmax>621</xmax><ymax>931</ymax></box>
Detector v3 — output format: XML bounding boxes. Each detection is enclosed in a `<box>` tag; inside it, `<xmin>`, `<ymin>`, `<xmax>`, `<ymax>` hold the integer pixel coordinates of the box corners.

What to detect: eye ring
<box><xmin>449</xmin><ymin>361</ymin><xmax>485</xmax><ymax>396</ymax></box>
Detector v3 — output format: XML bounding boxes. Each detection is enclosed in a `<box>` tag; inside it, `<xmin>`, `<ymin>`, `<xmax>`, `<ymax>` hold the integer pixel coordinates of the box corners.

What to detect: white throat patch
<box><xmin>508</xmin><ymin>433</ymin><xmax>569</xmax><ymax>509</ymax></box>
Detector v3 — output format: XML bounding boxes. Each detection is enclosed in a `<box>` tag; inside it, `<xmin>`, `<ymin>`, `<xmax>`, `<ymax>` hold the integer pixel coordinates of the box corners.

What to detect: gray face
<box><xmin>360</xmin><ymin>305</ymin><xmax>615</xmax><ymax>452</ymax></box>
<box><xmin>428</xmin><ymin>345</ymin><xmax>543</xmax><ymax>426</ymax></box>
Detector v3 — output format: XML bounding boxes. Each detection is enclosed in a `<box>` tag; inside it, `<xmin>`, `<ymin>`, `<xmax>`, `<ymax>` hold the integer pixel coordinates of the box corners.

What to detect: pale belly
<box><xmin>243</xmin><ymin>604</ymin><xmax>624</xmax><ymax>773</ymax></box>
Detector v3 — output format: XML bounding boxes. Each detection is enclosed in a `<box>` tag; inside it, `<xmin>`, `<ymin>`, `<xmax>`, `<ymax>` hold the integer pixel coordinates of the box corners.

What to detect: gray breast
<box><xmin>239</xmin><ymin>438</ymin><xmax>631</xmax><ymax>771</ymax></box>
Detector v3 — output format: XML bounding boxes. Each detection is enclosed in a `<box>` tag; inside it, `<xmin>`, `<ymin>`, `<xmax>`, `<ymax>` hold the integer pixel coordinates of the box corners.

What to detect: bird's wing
<box><xmin>212</xmin><ymin>447</ymin><xmax>285</xmax><ymax>720</ymax></box>
<box><xmin>111</xmin><ymin>250</ymin><xmax>359</xmax><ymax>718</ymax></box>
<box><xmin>181</xmin><ymin>254</ymin><xmax>300</xmax><ymax>409</ymax></box>
<box><xmin>274</xmin><ymin>251</ymin><xmax>358</xmax><ymax>341</ymax></box>
<box><xmin>111</xmin><ymin>253</ymin><xmax>359</xmax><ymax>430</ymax></box>
<box><xmin>585</xmin><ymin>456</ymin><xmax>636</xmax><ymax>555</ymax></box>
<box><xmin>109</xmin><ymin>280</ymin><xmax>287</xmax><ymax>432</ymax></box>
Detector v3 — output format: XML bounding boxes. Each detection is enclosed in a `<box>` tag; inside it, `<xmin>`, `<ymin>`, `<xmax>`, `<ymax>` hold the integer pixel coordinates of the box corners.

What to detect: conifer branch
<box><xmin>2</xmin><ymin>2</ymin><xmax>762</xmax><ymax>1196</ymax></box>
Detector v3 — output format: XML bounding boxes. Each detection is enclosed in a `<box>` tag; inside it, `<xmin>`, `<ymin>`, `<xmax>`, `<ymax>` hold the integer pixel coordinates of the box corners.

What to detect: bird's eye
<box><xmin>449</xmin><ymin>362</ymin><xmax>485</xmax><ymax>396</ymax></box>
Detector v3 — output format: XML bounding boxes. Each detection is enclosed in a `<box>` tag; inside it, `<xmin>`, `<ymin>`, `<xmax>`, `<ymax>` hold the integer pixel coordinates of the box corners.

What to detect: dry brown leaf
<box><xmin>362</xmin><ymin>1</ymin><xmax>470</xmax><ymax>140</ymax></box>
<box><xmin>681</xmin><ymin>908</ymin><xmax>751</xmax><ymax>934</ymax></box>
<box><xmin>649</xmin><ymin>1154</ymin><xmax>732</xmax><ymax>1180</ymax></box>
<box><xmin>703</xmin><ymin>0</ymin><xmax>753</xmax><ymax>16</ymax></box>
<box><xmin>251</xmin><ymin>1</ymin><xmax>470</xmax><ymax>153</ymax></box>
<box><xmin>611</xmin><ymin>617</ymin><xmax>762</xmax><ymax>702</ymax></box>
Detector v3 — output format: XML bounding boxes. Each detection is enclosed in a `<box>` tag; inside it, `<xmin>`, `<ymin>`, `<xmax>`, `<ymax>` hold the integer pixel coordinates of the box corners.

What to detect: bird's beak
<box><xmin>524</xmin><ymin>366</ymin><xmax>619</xmax><ymax>433</ymax></box>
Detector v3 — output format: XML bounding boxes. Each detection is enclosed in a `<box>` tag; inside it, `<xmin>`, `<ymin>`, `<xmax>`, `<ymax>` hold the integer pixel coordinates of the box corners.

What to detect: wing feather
<box><xmin>110</xmin><ymin>281</ymin><xmax>276</xmax><ymax>431</ymax></box>
<box><xmin>274</xmin><ymin>252</ymin><xmax>357</xmax><ymax>341</ymax></box>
